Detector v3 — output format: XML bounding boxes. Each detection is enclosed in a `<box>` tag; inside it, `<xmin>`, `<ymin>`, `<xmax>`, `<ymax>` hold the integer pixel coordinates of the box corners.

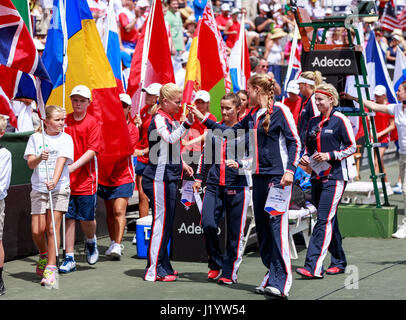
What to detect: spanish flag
<box><xmin>183</xmin><ymin>2</ymin><xmax>231</xmax><ymax>120</ymax></box>
<box><xmin>42</xmin><ymin>0</ymin><xmax>132</xmax><ymax>158</ymax></box>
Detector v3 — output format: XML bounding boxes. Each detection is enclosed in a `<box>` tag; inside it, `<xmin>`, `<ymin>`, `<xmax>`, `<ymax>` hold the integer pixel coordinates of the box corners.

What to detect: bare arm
<box><xmin>339</xmin><ymin>92</ymin><xmax>390</xmax><ymax>114</ymax></box>
<box><xmin>69</xmin><ymin>150</ymin><xmax>97</xmax><ymax>173</ymax></box>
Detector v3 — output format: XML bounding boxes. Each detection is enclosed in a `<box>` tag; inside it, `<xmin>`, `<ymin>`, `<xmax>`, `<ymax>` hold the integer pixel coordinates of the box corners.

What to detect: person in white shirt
<box><xmin>24</xmin><ymin>105</ymin><xmax>74</xmax><ymax>288</ymax></box>
<box><xmin>340</xmin><ymin>81</ymin><xmax>406</xmax><ymax>238</ymax></box>
<box><xmin>0</xmin><ymin>115</ymin><xmax>12</xmax><ymax>296</ymax></box>
<box><xmin>10</xmin><ymin>99</ymin><xmax>35</xmax><ymax>133</ymax></box>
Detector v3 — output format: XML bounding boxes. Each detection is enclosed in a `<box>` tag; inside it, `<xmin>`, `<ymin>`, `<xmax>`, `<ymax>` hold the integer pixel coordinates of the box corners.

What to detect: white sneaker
<box><xmin>132</xmin><ymin>234</ymin><xmax>137</xmax><ymax>245</ymax></box>
<box><xmin>105</xmin><ymin>241</ymin><xmax>116</xmax><ymax>256</ymax></box>
<box><xmin>392</xmin><ymin>183</ymin><xmax>402</xmax><ymax>194</ymax></box>
<box><xmin>264</xmin><ymin>286</ymin><xmax>287</xmax><ymax>299</ymax></box>
<box><xmin>255</xmin><ymin>271</ymin><xmax>269</xmax><ymax>294</ymax></box>
<box><xmin>110</xmin><ymin>243</ymin><xmax>124</xmax><ymax>259</ymax></box>
<box><xmin>392</xmin><ymin>218</ymin><xmax>406</xmax><ymax>239</ymax></box>
<box><xmin>85</xmin><ymin>240</ymin><xmax>99</xmax><ymax>265</ymax></box>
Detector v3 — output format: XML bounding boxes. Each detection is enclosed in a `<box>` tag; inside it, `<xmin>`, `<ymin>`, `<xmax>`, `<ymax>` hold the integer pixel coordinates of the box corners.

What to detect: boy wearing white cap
<box><xmin>59</xmin><ymin>85</ymin><xmax>102</xmax><ymax>273</ymax></box>
<box><xmin>284</xmin><ymin>80</ymin><xmax>302</xmax><ymax>124</ymax></box>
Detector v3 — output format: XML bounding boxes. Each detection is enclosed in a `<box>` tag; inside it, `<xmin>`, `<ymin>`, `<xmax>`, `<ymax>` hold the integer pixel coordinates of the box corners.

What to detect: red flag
<box><xmin>0</xmin><ymin>86</ymin><xmax>17</xmax><ymax>128</ymax></box>
<box><xmin>127</xmin><ymin>0</ymin><xmax>174</xmax><ymax>118</ymax></box>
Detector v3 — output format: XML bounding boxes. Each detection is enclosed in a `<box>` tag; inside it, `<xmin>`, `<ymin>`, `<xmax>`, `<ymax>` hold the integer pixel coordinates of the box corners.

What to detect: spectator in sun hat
<box><xmin>386</xmin><ymin>33</ymin><xmax>403</xmax><ymax>68</ymax></box>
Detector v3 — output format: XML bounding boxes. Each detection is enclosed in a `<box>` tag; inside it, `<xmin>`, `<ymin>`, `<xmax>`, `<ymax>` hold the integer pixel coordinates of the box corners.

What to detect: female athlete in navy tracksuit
<box><xmin>193</xmin><ymin>93</ymin><xmax>251</xmax><ymax>285</ymax></box>
<box><xmin>296</xmin><ymin>83</ymin><xmax>356</xmax><ymax>279</ymax></box>
<box><xmin>189</xmin><ymin>74</ymin><xmax>301</xmax><ymax>299</ymax></box>
<box><xmin>142</xmin><ymin>83</ymin><xmax>194</xmax><ymax>282</ymax></box>
<box><xmin>296</xmin><ymin>71</ymin><xmax>323</xmax><ymax>148</ymax></box>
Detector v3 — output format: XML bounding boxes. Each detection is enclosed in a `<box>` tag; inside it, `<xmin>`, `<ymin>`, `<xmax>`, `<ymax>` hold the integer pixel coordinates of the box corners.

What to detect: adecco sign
<box><xmin>301</xmin><ymin>49</ymin><xmax>363</xmax><ymax>75</ymax></box>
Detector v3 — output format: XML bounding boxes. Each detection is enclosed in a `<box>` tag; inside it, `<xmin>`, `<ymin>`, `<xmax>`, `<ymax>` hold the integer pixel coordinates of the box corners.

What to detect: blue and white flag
<box><xmin>229</xmin><ymin>14</ymin><xmax>250</xmax><ymax>92</ymax></box>
<box><xmin>393</xmin><ymin>49</ymin><xmax>406</xmax><ymax>92</ymax></box>
<box><xmin>365</xmin><ymin>30</ymin><xmax>398</xmax><ymax>103</ymax></box>
<box><xmin>102</xmin><ymin>0</ymin><xmax>123</xmax><ymax>91</ymax></box>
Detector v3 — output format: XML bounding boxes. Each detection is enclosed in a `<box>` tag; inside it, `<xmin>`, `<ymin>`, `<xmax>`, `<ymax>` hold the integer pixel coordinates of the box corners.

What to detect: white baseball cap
<box><xmin>221</xmin><ymin>3</ymin><xmax>230</xmax><ymax>11</ymax></box>
<box><xmin>136</xmin><ymin>0</ymin><xmax>150</xmax><ymax>8</ymax></box>
<box><xmin>374</xmin><ymin>85</ymin><xmax>387</xmax><ymax>96</ymax></box>
<box><xmin>119</xmin><ymin>93</ymin><xmax>132</xmax><ymax>106</ymax></box>
<box><xmin>193</xmin><ymin>90</ymin><xmax>210</xmax><ymax>103</ymax></box>
<box><xmin>70</xmin><ymin>85</ymin><xmax>91</xmax><ymax>100</ymax></box>
<box><xmin>287</xmin><ymin>80</ymin><xmax>300</xmax><ymax>95</ymax></box>
<box><xmin>273</xmin><ymin>3</ymin><xmax>282</xmax><ymax>12</ymax></box>
<box><xmin>142</xmin><ymin>83</ymin><xmax>162</xmax><ymax>96</ymax></box>
<box><xmin>259</xmin><ymin>4</ymin><xmax>270</xmax><ymax>12</ymax></box>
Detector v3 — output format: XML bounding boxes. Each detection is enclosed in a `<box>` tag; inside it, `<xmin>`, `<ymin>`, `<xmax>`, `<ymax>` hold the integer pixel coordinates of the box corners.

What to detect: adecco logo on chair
<box><xmin>301</xmin><ymin>49</ymin><xmax>362</xmax><ymax>75</ymax></box>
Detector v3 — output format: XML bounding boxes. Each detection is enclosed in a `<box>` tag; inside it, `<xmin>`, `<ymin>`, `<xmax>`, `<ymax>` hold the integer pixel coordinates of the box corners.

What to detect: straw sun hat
<box><xmin>269</xmin><ymin>28</ymin><xmax>287</xmax><ymax>40</ymax></box>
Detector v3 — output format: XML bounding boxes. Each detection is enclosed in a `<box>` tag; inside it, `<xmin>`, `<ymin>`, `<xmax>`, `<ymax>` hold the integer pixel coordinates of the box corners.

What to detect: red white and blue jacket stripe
<box><xmin>201</xmin><ymin>102</ymin><xmax>301</xmax><ymax>177</ymax></box>
<box><xmin>195</xmin><ymin>126</ymin><xmax>250</xmax><ymax>187</ymax></box>
<box><xmin>298</xmin><ymin>94</ymin><xmax>319</xmax><ymax>147</ymax></box>
<box><xmin>142</xmin><ymin>109</ymin><xmax>192</xmax><ymax>182</ymax></box>
<box><xmin>304</xmin><ymin>109</ymin><xmax>356</xmax><ymax>181</ymax></box>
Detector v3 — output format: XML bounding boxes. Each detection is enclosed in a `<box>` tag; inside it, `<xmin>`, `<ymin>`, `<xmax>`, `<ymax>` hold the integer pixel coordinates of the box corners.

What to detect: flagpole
<box><xmin>60</xmin><ymin>0</ymin><xmax>68</xmax><ymax>261</ymax></box>
<box><xmin>137</xmin><ymin>0</ymin><xmax>157</xmax><ymax>117</ymax></box>
<box><xmin>241</xmin><ymin>12</ymin><xmax>246</xmax><ymax>90</ymax></box>
<box><xmin>40</xmin><ymin>120</ymin><xmax>60</xmax><ymax>289</ymax></box>
<box><xmin>282</xmin><ymin>25</ymin><xmax>298</xmax><ymax>105</ymax></box>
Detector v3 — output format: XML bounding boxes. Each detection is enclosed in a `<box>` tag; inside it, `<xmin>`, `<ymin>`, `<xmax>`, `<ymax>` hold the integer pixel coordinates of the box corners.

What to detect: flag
<box><xmin>102</xmin><ymin>0</ymin><xmax>123</xmax><ymax>92</ymax></box>
<box><xmin>365</xmin><ymin>30</ymin><xmax>398</xmax><ymax>103</ymax></box>
<box><xmin>393</xmin><ymin>49</ymin><xmax>406</xmax><ymax>92</ymax></box>
<box><xmin>380</xmin><ymin>1</ymin><xmax>397</xmax><ymax>32</ymax></box>
<box><xmin>42</xmin><ymin>0</ymin><xmax>132</xmax><ymax>158</ymax></box>
<box><xmin>229</xmin><ymin>14</ymin><xmax>250</xmax><ymax>92</ymax></box>
<box><xmin>398</xmin><ymin>7</ymin><xmax>406</xmax><ymax>31</ymax></box>
<box><xmin>183</xmin><ymin>2</ymin><xmax>231</xmax><ymax>120</ymax></box>
<box><xmin>11</xmin><ymin>0</ymin><xmax>32</xmax><ymax>35</ymax></box>
<box><xmin>0</xmin><ymin>85</ymin><xmax>17</xmax><ymax>128</ymax></box>
<box><xmin>127</xmin><ymin>0</ymin><xmax>174</xmax><ymax>117</ymax></box>
<box><xmin>0</xmin><ymin>0</ymin><xmax>53</xmax><ymax>120</ymax></box>
<box><xmin>282</xmin><ymin>26</ymin><xmax>301</xmax><ymax>97</ymax></box>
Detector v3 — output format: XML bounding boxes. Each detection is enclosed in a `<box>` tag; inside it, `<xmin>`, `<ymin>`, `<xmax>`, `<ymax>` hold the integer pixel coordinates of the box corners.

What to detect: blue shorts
<box><xmin>66</xmin><ymin>194</ymin><xmax>97</xmax><ymax>221</ymax></box>
<box><xmin>97</xmin><ymin>182</ymin><xmax>134</xmax><ymax>200</ymax></box>
<box><xmin>134</xmin><ymin>160</ymin><xmax>147</xmax><ymax>176</ymax></box>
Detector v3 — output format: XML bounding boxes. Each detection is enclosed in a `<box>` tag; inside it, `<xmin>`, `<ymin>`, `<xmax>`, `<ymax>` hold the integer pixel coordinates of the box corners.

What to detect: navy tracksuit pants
<box><xmin>304</xmin><ymin>179</ymin><xmax>347</xmax><ymax>277</ymax></box>
<box><xmin>142</xmin><ymin>176</ymin><xmax>177</xmax><ymax>281</ymax></box>
<box><xmin>252</xmin><ymin>175</ymin><xmax>292</xmax><ymax>295</ymax></box>
<box><xmin>200</xmin><ymin>183</ymin><xmax>251</xmax><ymax>282</ymax></box>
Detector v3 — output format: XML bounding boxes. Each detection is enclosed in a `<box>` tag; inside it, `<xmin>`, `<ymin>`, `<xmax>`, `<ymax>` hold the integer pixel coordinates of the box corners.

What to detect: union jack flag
<box><xmin>0</xmin><ymin>0</ymin><xmax>52</xmax><ymax>121</ymax></box>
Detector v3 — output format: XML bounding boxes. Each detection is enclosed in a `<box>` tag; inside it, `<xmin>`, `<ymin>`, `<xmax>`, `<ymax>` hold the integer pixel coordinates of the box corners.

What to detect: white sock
<box><xmin>86</xmin><ymin>236</ymin><xmax>96</xmax><ymax>244</ymax></box>
<box><xmin>66</xmin><ymin>253</ymin><xmax>74</xmax><ymax>259</ymax></box>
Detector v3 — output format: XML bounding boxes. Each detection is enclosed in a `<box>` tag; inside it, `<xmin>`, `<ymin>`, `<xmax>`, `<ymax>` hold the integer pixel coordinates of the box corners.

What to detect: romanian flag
<box><xmin>183</xmin><ymin>2</ymin><xmax>231</xmax><ymax>120</ymax></box>
<box><xmin>42</xmin><ymin>0</ymin><xmax>132</xmax><ymax>158</ymax></box>
<box><xmin>127</xmin><ymin>0</ymin><xmax>174</xmax><ymax>118</ymax></box>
